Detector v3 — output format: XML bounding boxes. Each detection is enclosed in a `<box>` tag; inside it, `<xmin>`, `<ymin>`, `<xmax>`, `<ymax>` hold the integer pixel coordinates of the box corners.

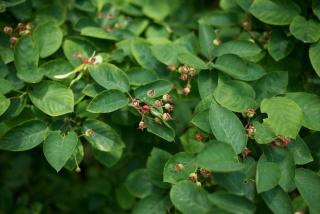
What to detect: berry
<box><xmin>85</xmin><ymin>129</ymin><xmax>95</xmax><ymax>137</ymax></box>
<box><xmin>162</xmin><ymin>113</ymin><xmax>172</xmax><ymax>121</ymax></box>
<box><xmin>196</xmin><ymin>181</ymin><xmax>202</xmax><ymax>187</ymax></box>
<box><xmin>195</xmin><ymin>132</ymin><xmax>203</xmax><ymax>141</ymax></box>
<box><xmin>179</xmin><ymin>73</ymin><xmax>188</xmax><ymax>81</ymax></box>
<box><xmin>213</xmin><ymin>38</ymin><xmax>221</xmax><ymax>46</ymax></box>
<box><xmin>82</xmin><ymin>57</ymin><xmax>88</xmax><ymax>64</ymax></box>
<box><xmin>3</xmin><ymin>26</ymin><xmax>13</xmax><ymax>34</ymax></box>
<box><xmin>154</xmin><ymin>100</ymin><xmax>163</xmax><ymax>107</ymax></box>
<box><xmin>141</xmin><ymin>105</ymin><xmax>150</xmax><ymax>113</ymax></box>
<box><xmin>10</xmin><ymin>37</ymin><xmax>17</xmax><ymax>47</ymax></box>
<box><xmin>188</xmin><ymin>172</ymin><xmax>197</xmax><ymax>182</ymax></box>
<box><xmin>246</xmin><ymin>107</ymin><xmax>255</xmax><ymax>118</ymax></box>
<box><xmin>182</xmin><ymin>87</ymin><xmax>191</xmax><ymax>96</ymax></box>
<box><xmin>199</xmin><ymin>168</ymin><xmax>211</xmax><ymax>178</ymax></box>
<box><xmin>242</xmin><ymin>147</ymin><xmax>251</xmax><ymax>158</ymax></box>
<box><xmin>147</xmin><ymin>89</ymin><xmax>155</xmax><ymax>97</ymax></box>
<box><xmin>164</xmin><ymin>103</ymin><xmax>174</xmax><ymax>112</ymax></box>
<box><xmin>105</xmin><ymin>27</ymin><xmax>113</xmax><ymax>33</ymax></box>
<box><xmin>280</xmin><ymin>137</ymin><xmax>290</xmax><ymax>148</ymax></box>
<box><xmin>26</xmin><ymin>22</ymin><xmax>32</xmax><ymax>30</ymax></box>
<box><xmin>138</xmin><ymin>121</ymin><xmax>147</xmax><ymax>131</ymax></box>
<box><xmin>162</xmin><ymin>94</ymin><xmax>172</xmax><ymax>102</ymax></box>
<box><xmin>168</xmin><ymin>64</ymin><xmax>176</xmax><ymax>71</ymax></box>
<box><xmin>107</xmin><ymin>14</ymin><xmax>115</xmax><ymax>20</ymax></box>
<box><xmin>245</xmin><ymin>124</ymin><xmax>256</xmax><ymax>137</ymax></box>
<box><xmin>188</xmin><ymin>68</ymin><xmax>196</xmax><ymax>76</ymax></box>
<box><xmin>97</xmin><ymin>12</ymin><xmax>105</xmax><ymax>19</ymax></box>
<box><xmin>130</xmin><ymin>99</ymin><xmax>140</xmax><ymax>108</ymax></box>
<box><xmin>75</xmin><ymin>166</ymin><xmax>81</xmax><ymax>173</ymax></box>
<box><xmin>175</xmin><ymin>163</ymin><xmax>184</xmax><ymax>171</ymax></box>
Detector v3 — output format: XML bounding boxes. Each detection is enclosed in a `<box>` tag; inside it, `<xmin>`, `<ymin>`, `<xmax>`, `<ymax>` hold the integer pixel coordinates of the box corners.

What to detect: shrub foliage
<box><xmin>0</xmin><ymin>0</ymin><xmax>320</xmax><ymax>213</ymax></box>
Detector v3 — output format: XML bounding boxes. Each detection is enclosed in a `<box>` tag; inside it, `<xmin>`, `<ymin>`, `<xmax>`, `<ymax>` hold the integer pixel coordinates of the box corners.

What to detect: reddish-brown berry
<box><xmin>141</xmin><ymin>105</ymin><xmax>150</xmax><ymax>113</ymax></box>
<box><xmin>188</xmin><ymin>172</ymin><xmax>197</xmax><ymax>182</ymax></box>
<box><xmin>195</xmin><ymin>132</ymin><xmax>203</xmax><ymax>141</ymax></box>
<box><xmin>82</xmin><ymin>57</ymin><xmax>88</xmax><ymax>64</ymax></box>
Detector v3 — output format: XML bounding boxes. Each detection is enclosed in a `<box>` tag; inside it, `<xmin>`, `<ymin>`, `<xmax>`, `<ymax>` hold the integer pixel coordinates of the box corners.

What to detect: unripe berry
<box><xmin>199</xmin><ymin>168</ymin><xmax>212</xmax><ymax>178</ymax></box>
<box><xmin>175</xmin><ymin>163</ymin><xmax>184</xmax><ymax>171</ymax></box>
<box><xmin>213</xmin><ymin>38</ymin><xmax>221</xmax><ymax>46</ymax></box>
<box><xmin>164</xmin><ymin>103</ymin><xmax>173</xmax><ymax>112</ymax></box>
<box><xmin>97</xmin><ymin>12</ymin><xmax>105</xmax><ymax>18</ymax></box>
<box><xmin>195</xmin><ymin>132</ymin><xmax>203</xmax><ymax>141</ymax></box>
<box><xmin>147</xmin><ymin>89</ymin><xmax>155</xmax><ymax>97</ymax></box>
<box><xmin>182</xmin><ymin>87</ymin><xmax>191</xmax><ymax>96</ymax></box>
<box><xmin>196</xmin><ymin>181</ymin><xmax>202</xmax><ymax>187</ymax></box>
<box><xmin>138</xmin><ymin>121</ymin><xmax>147</xmax><ymax>131</ymax></box>
<box><xmin>242</xmin><ymin>147</ymin><xmax>251</xmax><ymax>158</ymax></box>
<box><xmin>82</xmin><ymin>57</ymin><xmax>88</xmax><ymax>64</ymax></box>
<box><xmin>188</xmin><ymin>68</ymin><xmax>196</xmax><ymax>77</ymax></box>
<box><xmin>162</xmin><ymin>113</ymin><xmax>172</xmax><ymax>121</ymax></box>
<box><xmin>88</xmin><ymin>57</ymin><xmax>96</xmax><ymax>64</ymax></box>
<box><xmin>26</xmin><ymin>22</ymin><xmax>32</xmax><ymax>30</ymax></box>
<box><xmin>188</xmin><ymin>172</ymin><xmax>197</xmax><ymax>182</ymax></box>
<box><xmin>85</xmin><ymin>129</ymin><xmax>95</xmax><ymax>137</ymax></box>
<box><xmin>75</xmin><ymin>166</ymin><xmax>81</xmax><ymax>173</ymax></box>
<box><xmin>130</xmin><ymin>99</ymin><xmax>140</xmax><ymax>108</ymax></box>
<box><xmin>246</xmin><ymin>107</ymin><xmax>255</xmax><ymax>118</ymax></box>
<box><xmin>154</xmin><ymin>100</ymin><xmax>163</xmax><ymax>107</ymax></box>
<box><xmin>107</xmin><ymin>14</ymin><xmax>115</xmax><ymax>20</ymax></box>
<box><xmin>179</xmin><ymin>73</ymin><xmax>188</xmax><ymax>81</ymax></box>
<box><xmin>10</xmin><ymin>37</ymin><xmax>17</xmax><ymax>47</ymax></box>
<box><xmin>245</xmin><ymin>124</ymin><xmax>256</xmax><ymax>137</ymax></box>
<box><xmin>162</xmin><ymin>94</ymin><xmax>172</xmax><ymax>102</ymax></box>
<box><xmin>168</xmin><ymin>64</ymin><xmax>176</xmax><ymax>71</ymax></box>
<box><xmin>3</xmin><ymin>26</ymin><xmax>13</xmax><ymax>34</ymax></box>
<box><xmin>105</xmin><ymin>27</ymin><xmax>113</xmax><ymax>33</ymax></box>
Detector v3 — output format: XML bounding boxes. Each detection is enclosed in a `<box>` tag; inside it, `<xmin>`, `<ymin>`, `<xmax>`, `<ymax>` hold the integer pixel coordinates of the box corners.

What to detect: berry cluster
<box><xmin>95</xmin><ymin>11</ymin><xmax>131</xmax><ymax>33</ymax></box>
<box><xmin>168</xmin><ymin>64</ymin><xmax>196</xmax><ymax>96</ymax></box>
<box><xmin>3</xmin><ymin>22</ymin><xmax>33</xmax><ymax>47</ymax></box>
<box><xmin>187</xmin><ymin>168</ymin><xmax>212</xmax><ymax>187</ymax></box>
<box><xmin>129</xmin><ymin>92</ymin><xmax>174</xmax><ymax>131</ymax></box>
<box><xmin>269</xmin><ymin>136</ymin><xmax>291</xmax><ymax>149</ymax></box>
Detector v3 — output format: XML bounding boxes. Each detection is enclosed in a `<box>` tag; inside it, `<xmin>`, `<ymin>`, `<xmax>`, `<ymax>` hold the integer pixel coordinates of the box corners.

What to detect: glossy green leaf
<box><xmin>63</xmin><ymin>38</ymin><xmax>94</xmax><ymax>67</ymax></box>
<box><xmin>180</xmin><ymin>128</ymin><xmax>205</xmax><ymax>153</ymax></box>
<box><xmin>249</xmin><ymin>0</ymin><xmax>300</xmax><ymax>25</ymax></box>
<box><xmin>132</xmin><ymin>194</ymin><xmax>171</xmax><ymax>214</ymax></box>
<box><xmin>43</xmin><ymin>131</ymin><xmax>78</xmax><ymax>172</ymax></box>
<box><xmin>0</xmin><ymin>120</ymin><xmax>47</xmax><ymax>151</ymax></box>
<box><xmin>290</xmin><ymin>16</ymin><xmax>320</xmax><ymax>43</ymax></box>
<box><xmin>287</xmin><ymin>136</ymin><xmax>313</xmax><ymax>165</ymax></box>
<box><xmin>196</xmin><ymin>141</ymin><xmax>244</xmax><ymax>172</ymax></box>
<box><xmin>198</xmin><ymin>23</ymin><xmax>216</xmax><ymax>59</ymax></box>
<box><xmin>295</xmin><ymin>168</ymin><xmax>320</xmax><ymax>214</ymax></box>
<box><xmin>178</xmin><ymin>52</ymin><xmax>208</xmax><ymax>70</ymax></box>
<box><xmin>142</xmin><ymin>0</ymin><xmax>170</xmax><ymax>21</ymax></box>
<box><xmin>87</xmin><ymin>90</ymin><xmax>129</xmax><ymax>113</ymax></box>
<box><xmin>286</xmin><ymin>92</ymin><xmax>320</xmax><ymax>131</ymax></box>
<box><xmin>253</xmin><ymin>121</ymin><xmax>275</xmax><ymax>144</ymax></box>
<box><xmin>260</xmin><ymin>97</ymin><xmax>303</xmax><ymax>138</ymax></box>
<box><xmin>127</xmin><ymin>67</ymin><xmax>157</xmax><ymax>86</ymax></box>
<box><xmin>134</xmin><ymin>80</ymin><xmax>173</xmax><ymax>100</ymax></box>
<box><xmin>33</xmin><ymin>21</ymin><xmax>63</xmax><ymax>58</ymax></box>
<box><xmin>213</xmin><ymin>54</ymin><xmax>266</xmax><ymax>81</ymax></box>
<box><xmin>163</xmin><ymin>152</ymin><xmax>197</xmax><ymax>184</ymax></box>
<box><xmin>261</xmin><ymin>186</ymin><xmax>293</xmax><ymax>214</ymax></box>
<box><xmin>125</xmin><ymin>169</ymin><xmax>153</xmax><ymax>199</ymax></box>
<box><xmin>0</xmin><ymin>94</ymin><xmax>10</xmax><ymax>116</ymax></box>
<box><xmin>88</xmin><ymin>63</ymin><xmax>130</xmax><ymax>92</ymax></box>
<box><xmin>208</xmin><ymin>192</ymin><xmax>256</xmax><ymax>214</ymax></box>
<box><xmin>39</xmin><ymin>58</ymin><xmax>74</xmax><ymax>80</ymax></box>
<box><xmin>14</xmin><ymin>36</ymin><xmax>42</xmax><ymax>83</ymax></box>
<box><xmin>151</xmin><ymin>43</ymin><xmax>187</xmax><ymax>65</ymax></box>
<box><xmin>209</xmin><ymin>102</ymin><xmax>247</xmax><ymax>154</ymax></box>
<box><xmin>214</xmin><ymin>40</ymin><xmax>262</xmax><ymax>59</ymax></box>
<box><xmin>82</xmin><ymin>119</ymin><xmax>125</xmax><ymax>152</ymax></box>
<box><xmin>214</xmin><ymin>76</ymin><xmax>257</xmax><ymax>113</ymax></box>
<box><xmin>310</xmin><ymin>41</ymin><xmax>320</xmax><ymax>78</ymax></box>
<box><xmin>256</xmin><ymin>155</ymin><xmax>281</xmax><ymax>193</ymax></box>
<box><xmin>81</xmin><ymin>27</ymin><xmax>118</xmax><ymax>40</ymax></box>
<box><xmin>29</xmin><ymin>81</ymin><xmax>74</xmax><ymax>116</ymax></box>
<box><xmin>170</xmin><ymin>180</ymin><xmax>211</xmax><ymax>214</ymax></box>
<box><xmin>268</xmin><ymin>30</ymin><xmax>295</xmax><ymax>61</ymax></box>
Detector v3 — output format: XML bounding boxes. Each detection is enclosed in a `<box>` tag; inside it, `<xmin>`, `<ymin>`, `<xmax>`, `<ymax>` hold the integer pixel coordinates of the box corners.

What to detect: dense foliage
<box><xmin>1</xmin><ymin>0</ymin><xmax>320</xmax><ymax>213</ymax></box>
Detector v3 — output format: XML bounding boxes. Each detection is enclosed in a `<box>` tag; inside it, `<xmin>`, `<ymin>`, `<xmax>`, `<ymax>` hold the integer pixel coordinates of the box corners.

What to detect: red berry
<box><xmin>195</xmin><ymin>132</ymin><xmax>202</xmax><ymax>141</ymax></box>
<box><xmin>82</xmin><ymin>57</ymin><xmax>88</xmax><ymax>64</ymax></box>
<box><xmin>141</xmin><ymin>105</ymin><xmax>150</xmax><ymax>113</ymax></box>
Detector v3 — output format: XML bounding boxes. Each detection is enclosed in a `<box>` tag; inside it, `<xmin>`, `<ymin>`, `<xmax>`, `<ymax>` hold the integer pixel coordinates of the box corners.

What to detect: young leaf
<box><xmin>87</xmin><ymin>90</ymin><xmax>129</xmax><ymax>113</ymax></box>
<box><xmin>260</xmin><ymin>97</ymin><xmax>303</xmax><ymax>138</ymax></box>
<box><xmin>289</xmin><ymin>16</ymin><xmax>320</xmax><ymax>43</ymax></box>
<box><xmin>209</xmin><ymin>102</ymin><xmax>247</xmax><ymax>154</ymax></box>
<box><xmin>0</xmin><ymin>120</ymin><xmax>47</xmax><ymax>151</ymax></box>
<box><xmin>29</xmin><ymin>81</ymin><xmax>74</xmax><ymax>116</ymax></box>
<box><xmin>249</xmin><ymin>0</ymin><xmax>300</xmax><ymax>25</ymax></box>
<box><xmin>43</xmin><ymin>131</ymin><xmax>78</xmax><ymax>172</ymax></box>
<box><xmin>88</xmin><ymin>63</ymin><xmax>130</xmax><ymax>92</ymax></box>
<box><xmin>170</xmin><ymin>181</ymin><xmax>211</xmax><ymax>214</ymax></box>
<box><xmin>33</xmin><ymin>21</ymin><xmax>63</xmax><ymax>58</ymax></box>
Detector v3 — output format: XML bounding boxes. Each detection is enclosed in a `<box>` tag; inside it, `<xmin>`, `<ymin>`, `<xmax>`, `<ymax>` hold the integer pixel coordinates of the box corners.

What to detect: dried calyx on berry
<box><xmin>188</xmin><ymin>172</ymin><xmax>197</xmax><ymax>182</ymax></box>
<box><xmin>242</xmin><ymin>147</ymin><xmax>251</xmax><ymax>158</ymax></box>
<box><xmin>164</xmin><ymin>103</ymin><xmax>174</xmax><ymax>112</ymax></box>
<box><xmin>195</xmin><ymin>132</ymin><xmax>203</xmax><ymax>141</ymax></box>
<box><xmin>199</xmin><ymin>168</ymin><xmax>212</xmax><ymax>178</ymax></box>
<box><xmin>175</xmin><ymin>163</ymin><xmax>184</xmax><ymax>171</ymax></box>
<box><xmin>162</xmin><ymin>94</ymin><xmax>172</xmax><ymax>102</ymax></box>
<box><xmin>3</xmin><ymin>26</ymin><xmax>13</xmax><ymax>34</ymax></box>
<box><xmin>162</xmin><ymin>113</ymin><xmax>172</xmax><ymax>121</ymax></box>
<box><xmin>138</xmin><ymin>121</ymin><xmax>147</xmax><ymax>131</ymax></box>
<box><xmin>154</xmin><ymin>99</ymin><xmax>163</xmax><ymax>107</ymax></box>
<box><xmin>245</xmin><ymin>107</ymin><xmax>255</xmax><ymax>118</ymax></box>
<box><xmin>85</xmin><ymin>129</ymin><xmax>95</xmax><ymax>137</ymax></box>
<box><xmin>130</xmin><ymin>99</ymin><xmax>140</xmax><ymax>108</ymax></box>
<box><xmin>245</xmin><ymin>124</ymin><xmax>256</xmax><ymax>137</ymax></box>
<box><xmin>182</xmin><ymin>86</ymin><xmax>191</xmax><ymax>96</ymax></box>
<box><xmin>147</xmin><ymin>89</ymin><xmax>156</xmax><ymax>97</ymax></box>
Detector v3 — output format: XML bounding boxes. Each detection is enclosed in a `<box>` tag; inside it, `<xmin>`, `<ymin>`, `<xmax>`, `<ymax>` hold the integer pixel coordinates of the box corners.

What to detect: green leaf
<box><xmin>131</xmin><ymin>39</ymin><xmax>162</xmax><ymax>71</ymax></box>
<box><xmin>39</xmin><ymin>58</ymin><xmax>74</xmax><ymax>80</ymax></box>
<box><xmin>145</xmin><ymin>117</ymin><xmax>175</xmax><ymax>142</ymax></box>
<box><xmin>295</xmin><ymin>168</ymin><xmax>320</xmax><ymax>214</ymax></box>
<box><xmin>43</xmin><ymin>131</ymin><xmax>78</xmax><ymax>172</ymax></box>
<box><xmin>256</xmin><ymin>155</ymin><xmax>281</xmax><ymax>193</ymax></box>
<box><xmin>0</xmin><ymin>78</ymin><xmax>13</xmax><ymax>94</ymax></box>
<box><xmin>92</xmin><ymin>145</ymin><xmax>123</xmax><ymax>168</ymax></box>
<box><xmin>88</xmin><ymin>63</ymin><xmax>130</xmax><ymax>92</ymax></box>
<box><xmin>214</xmin><ymin>76</ymin><xmax>257</xmax><ymax>113</ymax></box>
<box><xmin>287</xmin><ymin>136</ymin><xmax>313</xmax><ymax>165</ymax></box>
<box><xmin>82</xmin><ymin>119</ymin><xmax>125</xmax><ymax>152</ymax></box>
<box><xmin>81</xmin><ymin>27</ymin><xmax>118</xmax><ymax>40</ymax></box>
<box><xmin>191</xmin><ymin>110</ymin><xmax>211</xmax><ymax>133</ymax></box>
<box><xmin>214</xmin><ymin>40</ymin><xmax>262</xmax><ymax>59</ymax></box>
<box><xmin>132</xmin><ymin>194</ymin><xmax>171</xmax><ymax>214</ymax></box>
<box><xmin>0</xmin><ymin>94</ymin><xmax>10</xmax><ymax>116</ymax></box>
<box><xmin>134</xmin><ymin>80</ymin><xmax>173</xmax><ymax>100</ymax></box>
<box><xmin>115</xmin><ymin>185</ymin><xmax>135</xmax><ymax>210</ymax></box>
<box><xmin>151</xmin><ymin>43</ymin><xmax>187</xmax><ymax>65</ymax></box>
<box><xmin>29</xmin><ymin>81</ymin><xmax>74</xmax><ymax>117</ymax></box>
<box><xmin>213</xmin><ymin>54</ymin><xmax>266</xmax><ymax>81</ymax></box>
<box><xmin>170</xmin><ymin>180</ymin><xmax>211</xmax><ymax>214</ymax></box>
<box><xmin>286</xmin><ymin>92</ymin><xmax>320</xmax><ymax>131</ymax></box>
<box><xmin>253</xmin><ymin>70</ymin><xmax>288</xmax><ymax>102</ymax></box>
<box><xmin>14</xmin><ymin>36</ymin><xmax>42</xmax><ymax>83</ymax></box>
<box><xmin>87</xmin><ymin>90</ymin><xmax>129</xmax><ymax>113</ymax></box>
<box><xmin>253</xmin><ymin>121</ymin><xmax>275</xmax><ymax>144</ymax></box>
<box><xmin>125</xmin><ymin>169</ymin><xmax>153</xmax><ymax>199</ymax></box>
<box><xmin>268</xmin><ymin>30</ymin><xmax>295</xmax><ymax>61</ymax></box>
<box><xmin>0</xmin><ymin>120</ymin><xmax>47</xmax><ymax>151</ymax></box>
<box><xmin>198</xmin><ymin>23</ymin><xmax>216</xmax><ymax>59</ymax></box>
<box><xmin>261</xmin><ymin>186</ymin><xmax>293</xmax><ymax>214</ymax></box>
<box><xmin>127</xmin><ymin>67</ymin><xmax>157</xmax><ymax>86</ymax></box>
<box><xmin>209</xmin><ymin>102</ymin><xmax>247</xmax><ymax>154</ymax></box>
<box><xmin>196</xmin><ymin>141</ymin><xmax>244</xmax><ymax>172</ymax></box>
<box><xmin>310</xmin><ymin>41</ymin><xmax>320</xmax><ymax>78</ymax></box>
<box><xmin>312</xmin><ymin>0</ymin><xmax>320</xmax><ymax>20</ymax></box>
<box><xmin>178</xmin><ymin>52</ymin><xmax>208</xmax><ymax>70</ymax></box>
<box><xmin>142</xmin><ymin>0</ymin><xmax>170</xmax><ymax>21</ymax></box>
<box><xmin>163</xmin><ymin>152</ymin><xmax>197</xmax><ymax>184</ymax></box>
<box><xmin>180</xmin><ymin>128</ymin><xmax>205</xmax><ymax>153</ymax></box>
<box><xmin>249</xmin><ymin>0</ymin><xmax>300</xmax><ymax>25</ymax></box>
<box><xmin>63</xmin><ymin>38</ymin><xmax>94</xmax><ymax>67</ymax></box>
<box><xmin>260</xmin><ymin>97</ymin><xmax>303</xmax><ymax>138</ymax></box>
<box><xmin>33</xmin><ymin>21</ymin><xmax>63</xmax><ymax>58</ymax></box>
<box><xmin>208</xmin><ymin>192</ymin><xmax>256</xmax><ymax>214</ymax></box>
<box><xmin>197</xmin><ymin>70</ymin><xmax>218</xmax><ymax>99</ymax></box>
<box><xmin>289</xmin><ymin>16</ymin><xmax>320</xmax><ymax>43</ymax></box>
